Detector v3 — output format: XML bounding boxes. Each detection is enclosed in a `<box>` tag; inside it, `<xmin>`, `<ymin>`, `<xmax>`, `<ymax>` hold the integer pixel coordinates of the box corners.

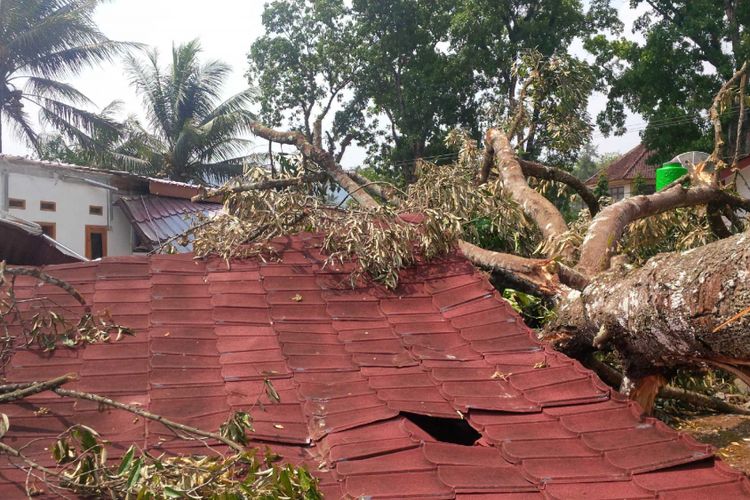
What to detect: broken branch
<box><xmin>519</xmin><ymin>159</ymin><xmax>600</xmax><ymax>216</ymax></box>
<box><xmin>576</xmin><ymin>183</ymin><xmax>750</xmax><ymax>275</ymax></box>
<box><xmin>191</xmin><ymin>172</ymin><xmax>329</xmax><ymax>202</ymax></box>
<box><xmin>483</xmin><ymin>129</ymin><xmax>572</xmax><ymax>260</ymax></box>
<box><xmin>0</xmin><ymin>374</ymin><xmax>77</xmax><ymax>403</ymax></box>
<box><xmin>51</xmin><ymin>388</ymin><xmax>244</xmax><ymax>452</ymax></box>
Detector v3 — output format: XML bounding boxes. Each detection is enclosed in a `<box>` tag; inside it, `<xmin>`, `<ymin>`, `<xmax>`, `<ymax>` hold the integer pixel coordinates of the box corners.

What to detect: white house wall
<box><xmin>1</xmin><ymin>167</ymin><xmax>132</xmax><ymax>258</ymax></box>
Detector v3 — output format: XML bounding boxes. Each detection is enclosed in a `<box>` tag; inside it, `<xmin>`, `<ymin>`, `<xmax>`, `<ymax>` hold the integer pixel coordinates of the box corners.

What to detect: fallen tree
<box><xmin>180</xmin><ymin>64</ymin><xmax>750</xmax><ymax>415</ymax></box>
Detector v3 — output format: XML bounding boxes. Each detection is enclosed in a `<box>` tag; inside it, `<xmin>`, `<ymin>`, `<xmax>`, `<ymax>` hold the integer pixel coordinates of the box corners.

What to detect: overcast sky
<box><xmin>2</xmin><ymin>0</ymin><xmax>646</xmax><ymax>166</ymax></box>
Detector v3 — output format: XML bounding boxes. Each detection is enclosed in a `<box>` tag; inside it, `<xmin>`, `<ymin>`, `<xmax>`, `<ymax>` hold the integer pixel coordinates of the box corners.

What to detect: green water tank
<box><xmin>655</xmin><ymin>162</ymin><xmax>688</xmax><ymax>191</ymax></box>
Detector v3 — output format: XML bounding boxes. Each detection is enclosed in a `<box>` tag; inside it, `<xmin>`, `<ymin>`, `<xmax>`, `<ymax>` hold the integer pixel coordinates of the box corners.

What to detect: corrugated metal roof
<box><xmin>117</xmin><ymin>195</ymin><xmax>221</xmax><ymax>252</ymax></box>
<box><xmin>0</xmin><ymin>213</ymin><xmax>84</xmax><ymax>265</ymax></box>
<box><xmin>0</xmin><ymin>235</ymin><xmax>747</xmax><ymax>498</ymax></box>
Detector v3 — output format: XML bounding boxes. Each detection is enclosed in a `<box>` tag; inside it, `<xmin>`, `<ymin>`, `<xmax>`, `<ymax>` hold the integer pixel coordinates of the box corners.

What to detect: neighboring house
<box><xmin>586</xmin><ymin>144</ymin><xmax>657</xmax><ymax>201</ymax></box>
<box><xmin>1</xmin><ymin>236</ymin><xmax>747</xmax><ymax>498</ymax></box>
<box><xmin>0</xmin><ymin>156</ymin><xmax>220</xmax><ymax>263</ymax></box>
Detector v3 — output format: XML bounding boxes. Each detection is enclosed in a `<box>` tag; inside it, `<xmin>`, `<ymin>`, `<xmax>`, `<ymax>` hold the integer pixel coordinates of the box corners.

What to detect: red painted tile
<box><xmin>352</xmin><ymin>352</ymin><xmax>419</xmax><ymax>368</ymax></box>
<box><xmin>344</xmin><ymin>339</ymin><xmax>406</xmax><ymax>354</ymax></box>
<box><xmin>521</xmin><ymin>456</ymin><xmax>628</xmax><ymax>483</ymax></box>
<box><xmin>402</xmin><ymin>332</ymin><xmax>469</xmax><ymax>350</ymax></box>
<box><xmin>339</xmin><ymin>327</ymin><xmax>398</xmax><ymax>341</ymax></box>
<box><xmin>310</xmin><ymin>405</ymin><xmax>398</xmax><ymax>439</ymax></box>
<box><xmin>304</xmin><ymin>394</ymin><xmax>384</xmax><ymax>416</ymax></box>
<box><xmin>581</xmin><ymin>421</ymin><xmax>674</xmax><ymax>451</ymax></box>
<box><xmin>542</xmin><ymin>480</ymin><xmax>653</xmax><ymax>499</ymax></box>
<box><xmin>422</xmin><ymin>442</ymin><xmax>507</xmax><ymax>466</ymax></box>
<box><xmin>605</xmin><ymin>436</ymin><xmax>712</xmax><ymax>473</ymax></box>
<box><xmin>336</xmin><ymin>447</ymin><xmax>434</xmax><ymax>476</ymax></box>
<box><xmin>502</xmin><ymin>438</ymin><xmax>598</xmax><ymax>463</ymax></box>
<box><xmin>438</xmin><ymin>465</ymin><xmax>537</xmax><ymax>493</ymax></box>
<box><xmin>523</xmin><ymin>378</ymin><xmax>609</xmax><ymax>407</ymax></box>
<box><xmin>394</xmin><ymin>321</ymin><xmax>456</xmax><ymax>335</ymax></box>
<box><xmin>484</xmin><ymin>422</ymin><xmax>575</xmax><ymax>442</ymax></box>
<box><xmin>387</xmin><ymin>400</ymin><xmax>460</xmax><ymax>418</ymax></box>
<box><xmin>381</xmin><ymin>297</ymin><xmax>436</xmax><ymax>315</ymax></box>
<box><xmin>560</xmin><ymin>406</ymin><xmax>642</xmax><ymax>433</ymax></box>
<box><xmin>345</xmin><ymin>470</ymin><xmax>453</xmax><ymax>498</ymax></box>
<box><xmin>368</xmin><ymin>373</ymin><xmax>435</xmax><ymax>389</ymax></box>
<box><xmin>659</xmin><ymin>481</ymin><xmax>750</xmax><ymax>500</ymax></box>
<box><xmin>297</xmin><ymin>380</ymin><xmax>374</xmax><ymax>399</ymax></box>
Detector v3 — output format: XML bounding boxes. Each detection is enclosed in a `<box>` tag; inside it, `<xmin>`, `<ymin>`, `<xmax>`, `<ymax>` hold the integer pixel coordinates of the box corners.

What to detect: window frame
<box><xmin>85</xmin><ymin>225</ymin><xmax>108</xmax><ymax>260</ymax></box>
<box><xmin>40</xmin><ymin>200</ymin><xmax>56</xmax><ymax>212</ymax></box>
<box><xmin>89</xmin><ymin>205</ymin><xmax>104</xmax><ymax>216</ymax></box>
<box><xmin>8</xmin><ymin>198</ymin><xmax>25</xmax><ymax>210</ymax></box>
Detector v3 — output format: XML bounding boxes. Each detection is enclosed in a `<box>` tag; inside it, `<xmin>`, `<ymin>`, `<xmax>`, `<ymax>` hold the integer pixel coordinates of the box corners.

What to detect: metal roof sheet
<box><xmin>117</xmin><ymin>195</ymin><xmax>221</xmax><ymax>252</ymax></box>
<box><xmin>0</xmin><ymin>234</ymin><xmax>748</xmax><ymax>498</ymax></box>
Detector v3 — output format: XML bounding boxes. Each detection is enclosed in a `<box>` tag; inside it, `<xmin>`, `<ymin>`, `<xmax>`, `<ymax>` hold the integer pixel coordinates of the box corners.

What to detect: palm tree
<box><xmin>119</xmin><ymin>40</ymin><xmax>256</xmax><ymax>183</ymax></box>
<box><xmin>0</xmin><ymin>0</ymin><xmax>132</xmax><ymax>153</ymax></box>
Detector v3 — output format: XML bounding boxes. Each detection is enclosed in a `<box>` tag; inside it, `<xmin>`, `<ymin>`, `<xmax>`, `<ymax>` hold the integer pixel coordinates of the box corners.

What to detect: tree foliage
<box><xmin>0</xmin><ymin>0</ymin><xmax>132</xmax><ymax>153</ymax></box>
<box><xmin>115</xmin><ymin>40</ymin><xmax>258</xmax><ymax>183</ymax></box>
<box><xmin>248</xmin><ymin>0</ymin><xmax>621</xmax><ymax>183</ymax></box>
<box><xmin>588</xmin><ymin>0</ymin><xmax>750</xmax><ymax>162</ymax></box>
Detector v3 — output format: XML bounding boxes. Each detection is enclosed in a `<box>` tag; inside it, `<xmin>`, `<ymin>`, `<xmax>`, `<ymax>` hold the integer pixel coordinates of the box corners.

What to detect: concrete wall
<box><xmin>0</xmin><ymin>162</ymin><xmax>133</xmax><ymax>258</ymax></box>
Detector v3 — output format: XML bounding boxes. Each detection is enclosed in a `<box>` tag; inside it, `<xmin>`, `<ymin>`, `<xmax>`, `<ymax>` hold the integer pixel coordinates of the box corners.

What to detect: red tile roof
<box><xmin>586</xmin><ymin>144</ymin><xmax>658</xmax><ymax>185</ymax></box>
<box><xmin>1</xmin><ymin>233</ymin><xmax>748</xmax><ymax>498</ymax></box>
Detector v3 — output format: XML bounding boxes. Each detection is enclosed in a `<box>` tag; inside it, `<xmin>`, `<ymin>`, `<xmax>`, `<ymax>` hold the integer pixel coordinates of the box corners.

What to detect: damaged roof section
<box><xmin>0</xmin><ymin>213</ymin><xmax>84</xmax><ymax>265</ymax></box>
<box><xmin>0</xmin><ymin>233</ymin><xmax>748</xmax><ymax>498</ymax></box>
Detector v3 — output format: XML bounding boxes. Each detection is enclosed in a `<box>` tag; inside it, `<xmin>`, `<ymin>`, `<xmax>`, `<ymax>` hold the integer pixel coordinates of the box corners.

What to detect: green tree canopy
<box><xmin>0</xmin><ymin>0</ymin><xmax>132</xmax><ymax>153</ymax></box>
<box><xmin>248</xmin><ymin>0</ymin><xmax>617</xmax><ymax>183</ymax></box>
<box><xmin>119</xmin><ymin>40</ymin><xmax>257</xmax><ymax>183</ymax></box>
<box><xmin>588</xmin><ymin>0</ymin><xmax>750</xmax><ymax>163</ymax></box>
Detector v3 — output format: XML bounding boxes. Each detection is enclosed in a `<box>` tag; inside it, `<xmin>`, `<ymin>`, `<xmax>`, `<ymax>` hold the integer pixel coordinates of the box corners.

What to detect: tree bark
<box><xmin>483</xmin><ymin>129</ymin><xmax>573</xmax><ymax>260</ymax></box>
<box><xmin>518</xmin><ymin>159</ymin><xmax>600</xmax><ymax>216</ymax></box>
<box><xmin>551</xmin><ymin>231</ymin><xmax>750</xmax><ymax>386</ymax></box>
<box><xmin>576</xmin><ymin>183</ymin><xmax>750</xmax><ymax>276</ymax></box>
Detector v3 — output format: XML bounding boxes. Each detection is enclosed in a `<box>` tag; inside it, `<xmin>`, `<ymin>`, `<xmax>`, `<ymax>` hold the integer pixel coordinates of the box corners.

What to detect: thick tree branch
<box><xmin>710</xmin><ymin>61</ymin><xmax>748</xmax><ymax>164</ymax></box>
<box><xmin>249</xmin><ymin>122</ymin><xmax>379</xmax><ymax>209</ymax></box>
<box><xmin>577</xmin><ymin>183</ymin><xmax>750</xmax><ymax>276</ymax></box>
<box><xmin>483</xmin><ymin>129</ymin><xmax>572</xmax><ymax>259</ymax></box>
<box><xmin>0</xmin><ymin>374</ymin><xmax>76</xmax><ymax>403</ymax></box>
<box><xmin>191</xmin><ymin>173</ymin><xmax>329</xmax><ymax>202</ymax></box>
<box><xmin>519</xmin><ymin>159</ymin><xmax>600</xmax><ymax>216</ymax></box>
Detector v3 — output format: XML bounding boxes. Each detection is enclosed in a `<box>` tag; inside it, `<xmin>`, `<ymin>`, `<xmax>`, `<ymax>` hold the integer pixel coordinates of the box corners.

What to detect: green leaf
<box><xmin>163</xmin><ymin>486</ymin><xmax>183</xmax><ymax>498</ymax></box>
<box><xmin>117</xmin><ymin>445</ymin><xmax>136</xmax><ymax>475</ymax></box>
<box><xmin>126</xmin><ymin>457</ymin><xmax>143</xmax><ymax>490</ymax></box>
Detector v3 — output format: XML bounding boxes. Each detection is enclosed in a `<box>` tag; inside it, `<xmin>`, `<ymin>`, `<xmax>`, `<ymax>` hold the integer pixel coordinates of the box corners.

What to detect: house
<box><xmin>586</xmin><ymin>144</ymin><xmax>657</xmax><ymax>201</ymax></box>
<box><xmin>1</xmin><ymin>235</ymin><xmax>747</xmax><ymax>498</ymax></box>
<box><xmin>0</xmin><ymin>156</ymin><xmax>220</xmax><ymax>263</ymax></box>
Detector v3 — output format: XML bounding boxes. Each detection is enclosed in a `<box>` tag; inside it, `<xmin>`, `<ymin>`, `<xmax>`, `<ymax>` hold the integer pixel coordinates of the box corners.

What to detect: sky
<box><xmin>2</xmin><ymin>0</ymin><xmax>647</xmax><ymax>166</ymax></box>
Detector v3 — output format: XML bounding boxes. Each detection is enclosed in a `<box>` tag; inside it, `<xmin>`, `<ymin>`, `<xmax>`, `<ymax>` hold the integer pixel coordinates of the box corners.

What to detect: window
<box><xmin>609</xmin><ymin>186</ymin><xmax>625</xmax><ymax>201</ymax></box>
<box><xmin>40</xmin><ymin>200</ymin><xmax>56</xmax><ymax>212</ymax></box>
<box><xmin>8</xmin><ymin>198</ymin><xmax>25</xmax><ymax>209</ymax></box>
<box><xmin>85</xmin><ymin>225</ymin><xmax>108</xmax><ymax>260</ymax></box>
<box><xmin>36</xmin><ymin>222</ymin><xmax>56</xmax><ymax>239</ymax></box>
<box><xmin>89</xmin><ymin>205</ymin><xmax>103</xmax><ymax>216</ymax></box>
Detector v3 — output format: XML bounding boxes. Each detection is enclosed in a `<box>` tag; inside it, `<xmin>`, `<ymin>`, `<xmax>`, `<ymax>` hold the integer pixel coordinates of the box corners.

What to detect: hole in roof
<box><xmin>403</xmin><ymin>412</ymin><xmax>481</xmax><ymax>446</ymax></box>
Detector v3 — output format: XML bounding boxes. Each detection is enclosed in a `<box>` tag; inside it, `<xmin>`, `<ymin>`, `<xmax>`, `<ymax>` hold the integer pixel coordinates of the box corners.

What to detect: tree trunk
<box><xmin>549</xmin><ymin>230</ymin><xmax>750</xmax><ymax>387</ymax></box>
